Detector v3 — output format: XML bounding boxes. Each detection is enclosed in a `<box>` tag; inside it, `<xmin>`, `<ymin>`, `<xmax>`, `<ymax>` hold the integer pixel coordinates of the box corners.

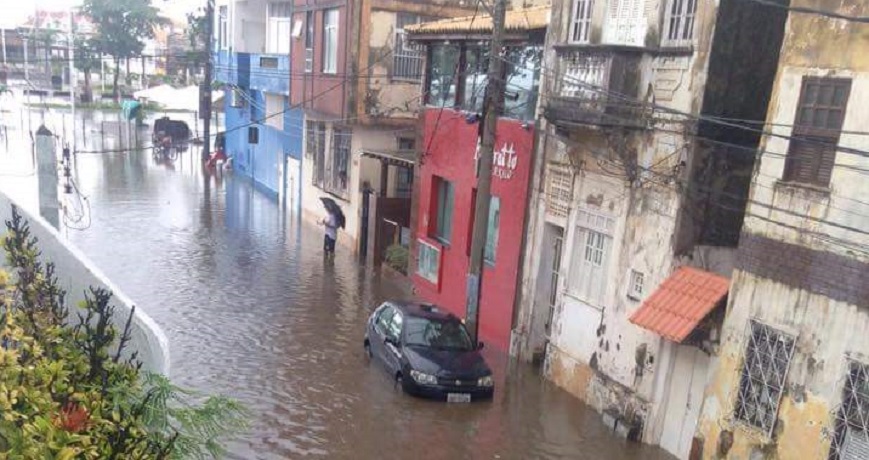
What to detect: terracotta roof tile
<box><xmin>405</xmin><ymin>5</ymin><xmax>550</xmax><ymax>36</ymax></box>
<box><xmin>628</xmin><ymin>266</ymin><xmax>730</xmax><ymax>343</ymax></box>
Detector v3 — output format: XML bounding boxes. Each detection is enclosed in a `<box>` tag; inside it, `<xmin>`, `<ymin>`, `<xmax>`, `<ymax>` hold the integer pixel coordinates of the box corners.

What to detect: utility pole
<box><xmin>201</xmin><ymin>0</ymin><xmax>214</xmax><ymax>161</ymax></box>
<box><xmin>465</xmin><ymin>0</ymin><xmax>507</xmax><ymax>345</ymax></box>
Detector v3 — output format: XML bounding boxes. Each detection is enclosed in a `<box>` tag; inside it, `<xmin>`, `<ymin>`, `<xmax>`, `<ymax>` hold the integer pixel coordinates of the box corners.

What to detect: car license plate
<box><xmin>447</xmin><ymin>393</ymin><xmax>471</xmax><ymax>403</ymax></box>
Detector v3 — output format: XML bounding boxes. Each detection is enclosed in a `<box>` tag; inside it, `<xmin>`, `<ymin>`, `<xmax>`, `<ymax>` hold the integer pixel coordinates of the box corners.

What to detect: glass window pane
<box><xmin>503</xmin><ymin>46</ymin><xmax>542</xmax><ymax>121</ymax></box>
<box><xmin>427</xmin><ymin>44</ymin><xmax>459</xmax><ymax>106</ymax></box>
<box><xmin>484</xmin><ymin>197</ymin><xmax>500</xmax><ymax>263</ymax></box>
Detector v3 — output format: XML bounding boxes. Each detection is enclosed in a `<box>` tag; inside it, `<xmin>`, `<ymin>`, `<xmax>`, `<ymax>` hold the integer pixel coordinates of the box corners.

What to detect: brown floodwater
<box><xmin>1</xmin><ymin>109</ymin><xmax>673</xmax><ymax>460</ymax></box>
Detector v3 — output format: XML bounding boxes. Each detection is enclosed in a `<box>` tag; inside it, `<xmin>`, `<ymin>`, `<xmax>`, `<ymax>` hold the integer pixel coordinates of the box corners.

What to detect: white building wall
<box><xmin>0</xmin><ymin>191</ymin><xmax>171</xmax><ymax>375</ymax></box>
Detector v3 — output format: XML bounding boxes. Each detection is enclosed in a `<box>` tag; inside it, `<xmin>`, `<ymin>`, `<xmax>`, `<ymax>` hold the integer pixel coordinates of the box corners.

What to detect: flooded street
<box><xmin>0</xmin><ymin>108</ymin><xmax>672</xmax><ymax>459</ymax></box>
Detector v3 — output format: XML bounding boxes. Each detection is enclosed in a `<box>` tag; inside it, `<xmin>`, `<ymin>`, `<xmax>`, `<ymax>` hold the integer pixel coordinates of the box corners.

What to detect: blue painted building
<box><xmin>213</xmin><ymin>1</ymin><xmax>304</xmax><ymax>211</ymax></box>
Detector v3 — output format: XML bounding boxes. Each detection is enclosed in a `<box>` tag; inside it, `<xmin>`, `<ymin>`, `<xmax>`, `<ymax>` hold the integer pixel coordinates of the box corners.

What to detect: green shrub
<box><xmin>0</xmin><ymin>206</ymin><xmax>247</xmax><ymax>459</ymax></box>
<box><xmin>384</xmin><ymin>244</ymin><xmax>409</xmax><ymax>274</ymax></box>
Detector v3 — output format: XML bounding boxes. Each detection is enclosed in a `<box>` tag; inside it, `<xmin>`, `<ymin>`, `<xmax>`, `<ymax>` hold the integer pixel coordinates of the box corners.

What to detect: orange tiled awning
<box><xmin>629</xmin><ymin>266</ymin><xmax>730</xmax><ymax>343</ymax></box>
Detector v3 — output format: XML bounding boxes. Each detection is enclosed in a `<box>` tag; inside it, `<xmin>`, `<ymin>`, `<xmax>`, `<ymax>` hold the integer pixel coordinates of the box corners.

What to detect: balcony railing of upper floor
<box><xmin>212</xmin><ymin>51</ymin><xmax>290</xmax><ymax>95</ymax></box>
<box><xmin>544</xmin><ymin>45</ymin><xmax>649</xmax><ymax>130</ymax></box>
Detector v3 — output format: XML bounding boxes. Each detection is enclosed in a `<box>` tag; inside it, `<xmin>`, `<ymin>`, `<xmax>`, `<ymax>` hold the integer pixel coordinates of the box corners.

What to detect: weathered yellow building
<box><xmin>695</xmin><ymin>1</ymin><xmax>869</xmax><ymax>458</ymax></box>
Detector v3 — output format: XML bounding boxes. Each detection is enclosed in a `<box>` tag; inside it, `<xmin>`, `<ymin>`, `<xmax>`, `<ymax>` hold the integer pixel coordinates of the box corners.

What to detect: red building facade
<box><xmin>413</xmin><ymin>109</ymin><xmax>535</xmax><ymax>350</ymax></box>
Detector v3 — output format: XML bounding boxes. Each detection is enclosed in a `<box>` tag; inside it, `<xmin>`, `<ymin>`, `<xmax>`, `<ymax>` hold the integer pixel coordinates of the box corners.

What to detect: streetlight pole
<box><xmin>202</xmin><ymin>0</ymin><xmax>214</xmax><ymax>162</ymax></box>
<box><xmin>465</xmin><ymin>0</ymin><xmax>507</xmax><ymax>345</ymax></box>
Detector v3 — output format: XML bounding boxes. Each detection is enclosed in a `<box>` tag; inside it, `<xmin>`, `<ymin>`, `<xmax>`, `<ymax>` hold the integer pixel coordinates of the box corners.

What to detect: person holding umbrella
<box><xmin>319</xmin><ymin>197</ymin><xmax>346</xmax><ymax>256</ymax></box>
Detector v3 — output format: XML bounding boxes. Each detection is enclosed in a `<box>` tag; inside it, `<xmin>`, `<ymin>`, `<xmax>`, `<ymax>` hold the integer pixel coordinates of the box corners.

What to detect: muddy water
<box><xmin>1</xmin><ymin>108</ymin><xmax>673</xmax><ymax>459</ymax></box>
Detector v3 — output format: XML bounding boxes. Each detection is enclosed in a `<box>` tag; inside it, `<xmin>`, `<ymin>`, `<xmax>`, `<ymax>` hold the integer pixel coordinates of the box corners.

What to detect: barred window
<box><xmin>570</xmin><ymin>0</ymin><xmax>594</xmax><ymax>44</ymax></box>
<box><xmin>734</xmin><ymin>320</ymin><xmax>796</xmax><ymax>437</ymax></box>
<box><xmin>393</xmin><ymin>13</ymin><xmax>424</xmax><ymax>81</ymax></box>
<box><xmin>306</xmin><ymin>122</ymin><xmax>327</xmax><ymax>187</ymax></box>
<box><xmin>829</xmin><ymin>361</ymin><xmax>869</xmax><ymax>460</ymax></box>
<box><xmin>662</xmin><ymin>0</ymin><xmax>697</xmax><ymax>46</ymax></box>
<box><xmin>545</xmin><ymin>163</ymin><xmax>573</xmax><ymax>219</ymax></box>
<box><xmin>329</xmin><ymin>127</ymin><xmax>352</xmax><ymax>196</ymax></box>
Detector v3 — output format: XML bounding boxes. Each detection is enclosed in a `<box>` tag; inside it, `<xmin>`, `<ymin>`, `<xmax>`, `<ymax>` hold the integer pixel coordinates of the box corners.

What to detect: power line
<box><xmin>522</xmin><ymin>58</ymin><xmax>869</xmax><ymax>160</ymax></box>
<box><xmin>736</xmin><ymin>0</ymin><xmax>869</xmax><ymax>24</ymax></box>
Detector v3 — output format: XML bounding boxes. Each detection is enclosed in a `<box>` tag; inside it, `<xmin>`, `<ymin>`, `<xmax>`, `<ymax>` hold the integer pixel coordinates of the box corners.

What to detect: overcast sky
<box><xmin>3</xmin><ymin>0</ymin><xmax>202</xmax><ymax>28</ymax></box>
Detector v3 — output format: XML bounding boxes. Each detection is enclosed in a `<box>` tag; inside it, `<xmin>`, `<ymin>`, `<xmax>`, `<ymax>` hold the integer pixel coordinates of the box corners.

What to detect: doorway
<box><xmin>529</xmin><ymin>223</ymin><xmax>564</xmax><ymax>361</ymax></box>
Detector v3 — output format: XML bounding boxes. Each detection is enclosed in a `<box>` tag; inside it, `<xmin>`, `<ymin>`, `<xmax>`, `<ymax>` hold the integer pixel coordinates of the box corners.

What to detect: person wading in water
<box><xmin>320</xmin><ymin>210</ymin><xmax>338</xmax><ymax>256</ymax></box>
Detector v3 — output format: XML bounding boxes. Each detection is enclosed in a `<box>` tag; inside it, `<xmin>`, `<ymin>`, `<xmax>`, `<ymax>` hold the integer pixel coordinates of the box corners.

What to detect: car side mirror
<box><xmin>477</xmin><ymin>341</ymin><xmax>485</xmax><ymax>350</ymax></box>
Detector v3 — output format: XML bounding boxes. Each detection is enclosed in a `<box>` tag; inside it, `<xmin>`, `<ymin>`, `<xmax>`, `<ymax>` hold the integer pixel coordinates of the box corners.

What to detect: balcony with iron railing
<box><xmin>544</xmin><ymin>46</ymin><xmax>647</xmax><ymax>130</ymax></box>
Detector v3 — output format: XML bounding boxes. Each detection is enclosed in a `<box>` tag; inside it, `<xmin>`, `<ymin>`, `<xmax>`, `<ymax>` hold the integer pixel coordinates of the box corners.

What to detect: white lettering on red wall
<box><xmin>474</xmin><ymin>142</ymin><xmax>519</xmax><ymax>181</ymax></box>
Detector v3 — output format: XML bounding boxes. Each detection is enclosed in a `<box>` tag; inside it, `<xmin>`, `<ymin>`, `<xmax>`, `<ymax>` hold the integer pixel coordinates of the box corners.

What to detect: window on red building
<box><xmin>433</xmin><ymin>177</ymin><xmax>454</xmax><ymax>244</ymax></box>
<box><xmin>304</xmin><ymin>11</ymin><xmax>315</xmax><ymax>73</ymax></box>
<box><xmin>322</xmin><ymin>9</ymin><xmax>339</xmax><ymax>74</ymax></box>
<box><xmin>484</xmin><ymin>197</ymin><xmax>500</xmax><ymax>264</ymax></box>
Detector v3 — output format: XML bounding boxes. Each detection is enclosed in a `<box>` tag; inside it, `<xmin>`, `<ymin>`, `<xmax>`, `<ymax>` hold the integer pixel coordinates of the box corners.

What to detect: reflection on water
<box><xmin>1</xmin><ymin>108</ymin><xmax>673</xmax><ymax>459</ymax></box>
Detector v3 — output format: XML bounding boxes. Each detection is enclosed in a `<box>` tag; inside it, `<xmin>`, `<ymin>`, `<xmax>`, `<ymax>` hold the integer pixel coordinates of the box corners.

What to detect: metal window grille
<box><xmin>306</xmin><ymin>122</ymin><xmax>326</xmax><ymax>187</ymax></box>
<box><xmin>329</xmin><ymin>127</ymin><xmax>352</xmax><ymax>196</ymax></box>
<box><xmin>829</xmin><ymin>360</ymin><xmax>869</xmax><ymax>460</ymax></box>
<box><xmin>662</xmin><ymin>0</ymin><xmax>697</xmax><ymax>46</ymax></box>
<box><xmin>734</xmin><ymin>320</ymin><xmax>796</xmax><ymax>437</ymax></box>
<box><xmin>570</xmin><ymin>0</ymin><xmax>594</xmax><ymax>44</ymax></box>
<box><xmin>545</xmin><ymin>163</ymin><xmax>573</xmax><ymax>219</ymax></box>
<box><xmin>393</xmin><ymin>13</ymin><xmax>423</xmax><ymax>81</ymax></box>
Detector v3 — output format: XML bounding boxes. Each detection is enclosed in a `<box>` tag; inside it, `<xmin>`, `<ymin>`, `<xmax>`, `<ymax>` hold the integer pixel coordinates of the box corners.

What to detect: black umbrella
<box><xmin>320</xmin><ymin>197</ymin><xmax>346</xmax><ymax>229</ymax></box>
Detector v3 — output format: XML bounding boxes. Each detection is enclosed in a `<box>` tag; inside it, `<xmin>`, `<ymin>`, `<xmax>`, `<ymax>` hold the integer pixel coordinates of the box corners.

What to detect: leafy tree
<box><xmin>74</xmin><ymin>37</ymin><xmax>102</xmax><ymax>103</ymax></box>
<box><xmin>81</xmin><ymin>0</ymin><xmax>164</xmax><ymax>100</ymax></box>
<box><xmin>182</xmin><ymin>9</ymin><xmax>208</xmax><ymax>83</ymax></box>
<box><xmin>0</xmin><ymin>206</ymin><xmax>247</xmax><ymax>458</ymax></box>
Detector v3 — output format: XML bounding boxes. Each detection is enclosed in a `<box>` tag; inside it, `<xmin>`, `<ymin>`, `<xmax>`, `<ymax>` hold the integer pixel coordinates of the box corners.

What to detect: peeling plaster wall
<box><xmin>697</xmin><ymin>270</ymin><xmax>869</xmax><ymax>460</ymax></box>
<box><xmin>696</xmin><ymin>1</ymin><xmax>869</xmax><ymax>458</ymax></box>
<box><xmin>363</xmin><ymin>10</ymin><xmax>423</xmax><ymax>121</ymax></box>
<box><xmin>517</xmin><ymin>0</ymin><xmax>725</xmax><ymax>447</ymax></box>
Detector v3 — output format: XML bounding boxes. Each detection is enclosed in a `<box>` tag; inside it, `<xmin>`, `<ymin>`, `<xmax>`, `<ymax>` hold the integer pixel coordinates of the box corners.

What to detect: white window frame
<box><xmin>417</xmin><ymin>240</ymin><xmax>441</xmax><ymax>284</ymax></box>
<box><xmin>569</xmin><ymin>0</ymin><xmax>594</xmax><ymax>44</ymax></box>
<box><xmin>565</xmin><ymin>209</ymin><xmax>615</xmax><ymax>306</ymax></box>
<box><xmin>662</xmin><ymin>0</ymin><xmax>697</xmax><ymax>47</ymax></box>
<box><xmin>322</xmin><ymin>8</ymin><xmax>339</xmax><ymax>74</ymax></box>
<box><xmin>218</xmin><ymin>6</ymin><xmax>229</xmax><ymax>51</ymax></box>
<box><xmin>603</xmin><ymin>0</ymin><xmax>644</xmax><ymax>47</ymax></box>
<box><xmin>267</xmin><ymin>3</ymin><xmax>292</xmax><ymax>55</ymax></box>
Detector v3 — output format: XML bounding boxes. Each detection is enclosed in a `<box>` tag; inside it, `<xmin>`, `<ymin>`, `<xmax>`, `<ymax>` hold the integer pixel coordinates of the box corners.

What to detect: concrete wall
<box><xmin>0</xmin><ymin>192</ymin><xmax>171</xmax><ymax>375</ymax></box>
